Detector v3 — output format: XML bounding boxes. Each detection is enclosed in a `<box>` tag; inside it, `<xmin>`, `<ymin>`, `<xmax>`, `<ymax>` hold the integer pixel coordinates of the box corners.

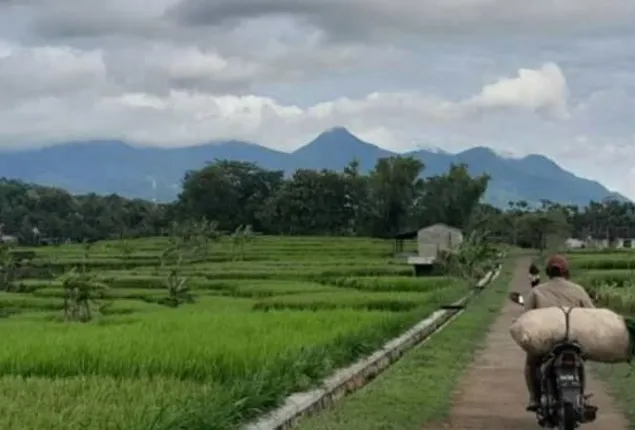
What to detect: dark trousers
<box><xmin>525</xmin><ymin>353</ymin><xmax>544</xmax><ymax>401</ymax></box>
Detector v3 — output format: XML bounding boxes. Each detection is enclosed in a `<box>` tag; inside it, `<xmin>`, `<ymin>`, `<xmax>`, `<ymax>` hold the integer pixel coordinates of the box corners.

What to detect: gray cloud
<box><xmin>170</xmin><ymin>0</ymin><xmax>635</xmax><ymax>42</ymax></box>
<box><xmin>5</xmin><ymin>0</ymin><xmax>176</xmax><ymax>40</ymax></box>
<box><xmin>0</xmin><ymin>0</ymin><xmax>634</xmax><ymax>199</ymax></box>
<box><xmin>0</xmin><ymin>44</ymin><xmax>109</xmax><ymax>103</ymax></box>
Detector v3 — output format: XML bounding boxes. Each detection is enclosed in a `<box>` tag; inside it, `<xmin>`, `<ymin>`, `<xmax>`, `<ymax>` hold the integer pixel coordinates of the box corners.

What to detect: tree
<box><xmin>59</xmin><ymin>268</ymin><xmax>109</xmax><ymax>322</ymax></box>
<box><xmin>342</xmin><ymin>159</ymin><xmax>370</xmax><ymax>235</ymax></box>
<box><xmin>0</xmin><ymin>179</ymin><xmax>171</xmax><ymax>243</ymax></box>
<box><xmin>1</xmin><ymin>158</ymin><xmax>633</xmax><ymax>245</ymax></box>
<box><xmin>259</xmin><ymin>169</ymin><xmax>353</xmax><ymax>235</ymax></box>
<box><xmin>438</xmin><ymin>229</ymin><xmax>500</xmax><ymax>283</ymax></box>
<box><xmin>158</xmin><ymin>268</ymin><xmax>194</xmax><ymax>308</ymax></box>
<box><xmin>519</xmin><ymin>208</ymin><xmax>571</xmax><ymax>252</ymax></box>
<box><xmin>418</xmin><ymin>164</ymin><xmax>490</xmax><ymax>230</ymax></box>
<box><xmin>178</xmin><ymin>160</ymin><xmax>284</xmax><ymax>231</ymax></box>
<box><xmin>365</xmin><ymin>156</ymin><xmax>425</xmax><ymax>236</ymax></box>
<box><xmin>161</xmin><ymin>219</ymin><xmax>220</xmax><ymax>266</ymax></box>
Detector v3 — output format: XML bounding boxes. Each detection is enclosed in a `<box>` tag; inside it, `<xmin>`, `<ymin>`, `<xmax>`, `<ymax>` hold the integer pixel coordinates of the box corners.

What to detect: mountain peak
<box><xmin>0</xmin><ymin>128</ymin><xmax>624</xmax><ymax>206</ymax></box>
<box><xmin>323</xmin><ymin>126</ymin><xmax>355</xmax><ymax>136</ymax></box>
<box><xmin>290</xmin><ymin>127</ymin><xmax>393</xmax><ymax>171</ymax></box>
<box><xmin>458</xmin><ymin>146</ymin><xmax>497</xmax><ymax>157</ymax></box>
<box><xmin>295</xmin><ymin>127</ymin><xmax>372</xmax><ymax>154</ymax></box>
<box><xmin>456</xmin><ymin>146</ymin><xmax>500</xmax><ymax>163</ymax></box>
<box><xmin>521</xmin><ymin>153</ymin><xmax>556</xmax><ymax>165</ymax></box>
<box><xmin>311</xmin><ymin>126</ymin><xmax>363</xmax><ymax>147</ymax></box>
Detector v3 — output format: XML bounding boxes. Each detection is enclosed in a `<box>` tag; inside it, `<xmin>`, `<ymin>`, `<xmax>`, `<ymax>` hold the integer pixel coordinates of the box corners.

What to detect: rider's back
<box><xmin>525</xmin><ymin>278</ymin><xmax>594</xmax><ymax>310</ymax></box>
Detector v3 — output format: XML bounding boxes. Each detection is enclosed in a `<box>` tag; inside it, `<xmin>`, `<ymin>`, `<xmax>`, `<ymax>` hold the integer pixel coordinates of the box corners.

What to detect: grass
<box><xmin>296</xmin><ymin>262</ymin><xmax>511</xmax><ymax>430</ymax></box>
<box><xmin>576</xmin><ymin>269</ymin><xmax>635</xmax><ymax>288</ymax></box>
<box><xmin>568</xmin><ymin>250</ymin><xmax>635</xmax><ymax>427</ymax></box>
<box><xmin>569</xmin><ymin>253</ymin><xmax>635</xmax><ymax>271</ymax></box>
<box><xmin>320</xmin><ymin>275</ymin><xmax>458</xmax><ymax>292</ymax></box>
<box><xmin>0</xmin><ymin>375</ymin><xmax>214</xmax><ymax>430</ymax></box>
<box><xmin>0</xmin><ymin>310</ymin><xmax>401</xmax><ymax>381</ymax></box>
<box><xmin>570</xmin><ymin>255</ymin><xmax>635</xmax><ymax>313</ymax></box>
<box><xmin>0</xmin><ymin>234</ymin><xmax>500</xmax><ymax>429</ymax></box>
<box><xmin>593</xmin><ymin>363</ymin><xmax>635</xmax><ymax>426</ymax></box>
<box><xmin>252</xmin><ymin>286</ymin><xmax>467</xmax><ymax>312</ymax></box>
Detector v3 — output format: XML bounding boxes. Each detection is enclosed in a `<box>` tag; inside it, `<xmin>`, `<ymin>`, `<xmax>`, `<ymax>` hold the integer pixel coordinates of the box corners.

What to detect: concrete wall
<box><xmin>416</xmin><ymin>223</ymin><xmax>463</xmax><ymax>258</ymax></box>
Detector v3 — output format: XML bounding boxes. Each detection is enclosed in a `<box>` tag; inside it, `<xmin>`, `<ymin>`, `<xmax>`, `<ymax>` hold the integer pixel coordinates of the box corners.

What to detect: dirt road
<box><xmin>434</xmin><ymin>258</ymin><xmax>628</xmax><ymax>429</ymax></box>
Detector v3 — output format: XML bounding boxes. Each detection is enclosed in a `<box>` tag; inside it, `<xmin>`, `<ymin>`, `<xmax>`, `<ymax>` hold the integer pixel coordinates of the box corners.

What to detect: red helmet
<box><xmin>545</xmin><ymin>254</ymin><xmax>570</xmax><ymax>278</ymax></box>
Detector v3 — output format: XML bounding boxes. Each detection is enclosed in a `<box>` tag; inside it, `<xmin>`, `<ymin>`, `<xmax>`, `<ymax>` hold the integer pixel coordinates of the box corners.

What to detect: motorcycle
<box><xmin>509</xmin><ymin>292</ymin><xmax>598</xmax><ymax>429</ymax></box>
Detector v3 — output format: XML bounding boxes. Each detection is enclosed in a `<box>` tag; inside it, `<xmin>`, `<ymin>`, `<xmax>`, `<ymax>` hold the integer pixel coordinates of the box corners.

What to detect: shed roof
<box><xmin>419</xmin><ymin>223</ymin><xmax>460</xmax><ymax>232</ymax></box>
<box><xmin>392</xmin><ymin>230</ymin><xmax>418</xmax><ymax>240</ymax></box>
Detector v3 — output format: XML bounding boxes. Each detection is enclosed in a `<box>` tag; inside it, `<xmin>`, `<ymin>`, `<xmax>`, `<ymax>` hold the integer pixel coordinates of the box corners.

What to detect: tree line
<box><xmin>0</xmin><ymin>157</ymin><xmax>634</xmax><ymax>248</ymax></box>
<box><xmin>176</xmin><ymin>158</ymin><xmax>489</xmax><ymax>237</ymax></box>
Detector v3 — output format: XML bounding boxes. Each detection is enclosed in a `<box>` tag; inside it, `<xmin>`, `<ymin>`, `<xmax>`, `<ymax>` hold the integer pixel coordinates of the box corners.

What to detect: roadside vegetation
<box><xmin>0</xmin><ymin>152</ymin><xmax>633</xmax><ymax>428</ymax></box>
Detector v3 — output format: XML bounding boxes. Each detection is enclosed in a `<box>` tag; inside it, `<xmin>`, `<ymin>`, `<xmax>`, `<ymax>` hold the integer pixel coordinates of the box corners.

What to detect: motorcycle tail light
<box><xmin>560</xmin><ymin>353</ymin><xmax>576</xmax><ymax>367</ymax></box>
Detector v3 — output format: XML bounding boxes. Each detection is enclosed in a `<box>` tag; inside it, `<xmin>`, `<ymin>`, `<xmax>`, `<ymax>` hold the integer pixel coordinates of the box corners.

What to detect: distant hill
<box><xmin>0</xmin><ymin>127</ymin><xmax>626</xmax><ymax>207</ymax></box>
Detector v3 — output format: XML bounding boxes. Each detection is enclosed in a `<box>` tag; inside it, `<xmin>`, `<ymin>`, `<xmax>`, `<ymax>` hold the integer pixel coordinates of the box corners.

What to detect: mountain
<box><xmin>290</xmin><ymin>127</ymin><xmax>394</xmax><ymax>171</ymax></box>
<box><xmin>405</xmin><ymin>146</ymin><xmax>626</xmax><ymax>207</ymax></box>
<box><xmin>0</xmin><ymin>128</ymin><xmax>626</xmax><ymax>206</ymax></box>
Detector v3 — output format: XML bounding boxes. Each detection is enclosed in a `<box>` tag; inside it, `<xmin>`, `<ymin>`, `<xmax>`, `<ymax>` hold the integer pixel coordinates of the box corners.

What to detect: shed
<box><xmin>416</xmin><ymin>223</ymin><xmax>463</xmax><ymax>259</ymax></box>
<box><xmin>405</xmin><ymin>224</ymin><xmax>464</xmax><ymax>275</ymax></box>
<box><xmin>392</xmin><ymin>230</ymin><xmax>417</xmax><ymax>254</ymax></box>
<box><xmin>565</xmin><ymin>238</ymin><xmax>585</xmax><ymax>249</ymax></box>
<box><xmin>0</xmin><ymin>235</ymin><xmax>17</xmax><ymax>244</ymax></box>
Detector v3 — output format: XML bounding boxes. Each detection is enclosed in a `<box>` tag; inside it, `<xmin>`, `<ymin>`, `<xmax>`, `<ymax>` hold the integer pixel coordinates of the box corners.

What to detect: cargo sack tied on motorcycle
<box><xmin>509</xmin><ymin>307</ymin><xmax>632</xmax><ymax>363</ymax></box>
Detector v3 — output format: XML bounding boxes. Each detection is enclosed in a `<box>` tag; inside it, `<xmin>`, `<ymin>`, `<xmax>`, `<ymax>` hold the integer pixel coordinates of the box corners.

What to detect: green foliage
<box><xmin>417</xmin><ymin>163</ymin><xmax>490</xmax><ymax>230</ymax></box>
<box><xmin>161</xmin><ymin>219</ymin><xmax>221</xmax><ymax>266</ymax></box>
<box><xmin>230</xmin><ymin>224</ymin><xmax>255</xmax><ymax>260</ymax></box>
<box><xmin>0</xmin><ymin>242</ymin><xmax>17</xmax><ymax>292</ymax></box>
<box><xmin>115</xmin><ymin>237</ymin><xmax>134</xmax><ymax>259</ymax></box>
<box><xmin>0</xmin><ymin>234</ymin><xmax>499</xmax><ymax>429</ymax></box>
<box><xmin>0</xmin><ymin>156</ymin><xmax>634</xmax><ymax>247</ymax></box>
<box><xmin>179</xmin><ymin>157</ymin><xmax>488</xmax><ymax>238</ymax></box>
<box><xmin>58</xmin><ymin>267</ymin><xmax>110</xmax><ymax>322</ymax></box>
<box><xmin>158</xmin><ymin>269</ymin><xmax>194</xmax><ymax>308</ymax></box>
<box><xmin>0</xmin><ymin>178</ymin><xmax>170</xmax><ymax>242</ymax></box>
<box><xmin>437</xmin><ymin>229</ymin><xmax>499</xmax><ymax>284</ymax></box>
<box><xmin>321</xmin><ymin>276</ymin><xmax>458</xmax><ymax>292</ymax></box>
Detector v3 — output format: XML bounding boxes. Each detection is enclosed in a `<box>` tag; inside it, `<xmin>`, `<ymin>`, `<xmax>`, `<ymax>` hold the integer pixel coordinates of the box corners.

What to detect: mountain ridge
<box><xmin>0</xmin><ymin>128</ymin><xmax>626</xmax><ymax>207</ymax></box>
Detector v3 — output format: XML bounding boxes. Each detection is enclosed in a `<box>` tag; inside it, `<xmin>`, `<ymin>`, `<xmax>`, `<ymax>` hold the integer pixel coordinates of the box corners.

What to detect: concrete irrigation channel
<box><xmin>244</xmin><ymin>263</ymin><xmax>503</xmax><ymax>430</ymax></box>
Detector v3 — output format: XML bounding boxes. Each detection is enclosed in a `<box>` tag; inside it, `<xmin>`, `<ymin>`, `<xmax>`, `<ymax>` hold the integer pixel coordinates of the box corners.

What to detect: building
<box><xmin>404</xmin><ymin>224</ymin><xmax>463</xmax><ymax>274</ymax></box>
<box><xmin>391</xmin><ymin>230</ymin><xmax>417</xmax><ymax>256</ymax></box>
<box><xmin>416</xmin><ymin>223</ymin><xmax>463</xmax><ymax>257</ymax></box>
<box><xmin>0</xmin><ymin>235</ymin><xmax>18</xmax><ymax>244</ymax></box>
<box><xmin>583</xmin><ymin>236</ymin><xmax>635</xmax><ymax>249</ymax></box>
<box><xmin>614</xmin><ymin>238</ymin><xmax>635</xmax><ymax>249</ymax></box>
<box><xmin>565</xmin><ymin>238</ymin><xmax>586</xmax><ymax>249</ymax></box>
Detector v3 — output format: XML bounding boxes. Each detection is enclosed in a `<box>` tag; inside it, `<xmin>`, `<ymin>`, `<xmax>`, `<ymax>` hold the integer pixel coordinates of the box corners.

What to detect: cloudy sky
<box><xmin>1</xmin><ymin>1</ymin><xmax>635</xmax><ymax>197</ymax></box>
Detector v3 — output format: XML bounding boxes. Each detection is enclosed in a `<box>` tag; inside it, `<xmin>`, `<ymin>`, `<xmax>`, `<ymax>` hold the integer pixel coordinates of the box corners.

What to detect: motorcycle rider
<box><xmin>523</xmin><ymin>254</ymin><xmax>595</xmax><ymax>412</ymax></box>
<box><xmin>529</xmin><ymin>261</ymin><xmax>541</xmax><ymax>287</ymax></box>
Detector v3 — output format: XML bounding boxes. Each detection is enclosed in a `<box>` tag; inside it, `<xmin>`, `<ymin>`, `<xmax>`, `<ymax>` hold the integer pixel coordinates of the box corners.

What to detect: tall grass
<box><xmin>0</xmin><ymin>309</ymin><xmax>397</xmax><ymax>380</ymax></box>
<box><xmin>0</xmin><ymin>234</ymin><xmax>479</xmax><ymax>429</ymax></box>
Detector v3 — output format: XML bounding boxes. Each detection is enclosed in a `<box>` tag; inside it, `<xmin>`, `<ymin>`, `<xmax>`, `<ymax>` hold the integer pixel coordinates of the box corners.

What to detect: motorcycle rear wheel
<box><xmin>558</xmin><ymin>403</ymin><xmax>577</xmax><ymax>430</ymax></box>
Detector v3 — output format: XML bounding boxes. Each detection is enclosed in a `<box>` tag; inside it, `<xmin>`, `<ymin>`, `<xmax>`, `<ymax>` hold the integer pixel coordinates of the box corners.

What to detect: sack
<box><xmin>509</xmin><ymin>307</ymin><xmax>631</xmax><ymax>363</ymax></box>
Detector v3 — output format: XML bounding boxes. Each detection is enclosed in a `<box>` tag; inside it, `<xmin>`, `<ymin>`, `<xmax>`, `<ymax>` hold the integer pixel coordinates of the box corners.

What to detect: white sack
<box><xmin>509</xmin><ymin>307</ymin><xmax>631</xmax><ymax>363</ymax></box>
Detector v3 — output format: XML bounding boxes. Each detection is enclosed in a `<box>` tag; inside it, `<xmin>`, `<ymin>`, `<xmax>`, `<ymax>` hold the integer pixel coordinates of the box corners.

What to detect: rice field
<box><xmin>0</xmin><ymin>235</ymin><xmax>479</xmax><ymax>430</ymax></box>
<box><xmin>568</xmin><ymin>249</ymin><xmax>635</xmax><ymax>423</ymax></box>
<box><xmin>570</xmin><ymin>251</ymin><xmax>635</xmax><ymax>313</ymax></box>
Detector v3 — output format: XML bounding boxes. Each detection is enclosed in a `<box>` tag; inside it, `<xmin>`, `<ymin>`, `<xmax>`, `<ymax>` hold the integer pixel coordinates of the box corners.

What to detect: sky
<box><xmin>1</xmin><ymin>1</ymin><xmax>635</xmax><ymax>198</ymax></box>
